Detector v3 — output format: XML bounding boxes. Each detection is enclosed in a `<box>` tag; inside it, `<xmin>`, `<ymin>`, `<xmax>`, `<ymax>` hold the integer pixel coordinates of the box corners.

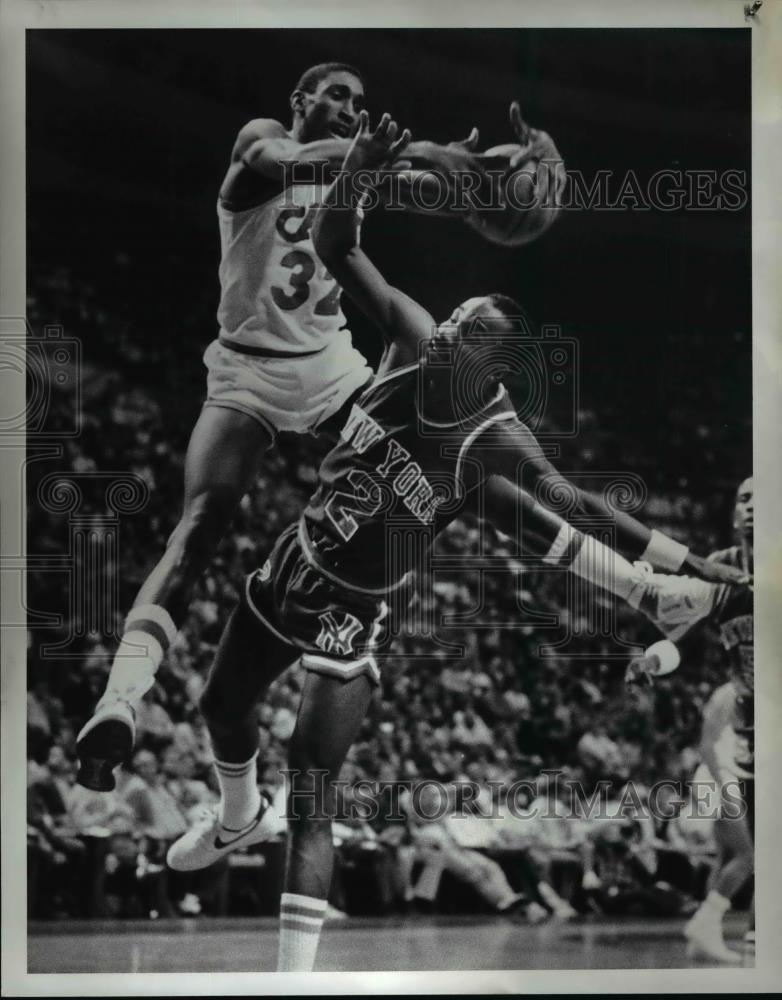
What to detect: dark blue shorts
<box><xmin>243</xmin><ymin>520</ymin><xmax>389</xmax><ymax>686</ymax></box>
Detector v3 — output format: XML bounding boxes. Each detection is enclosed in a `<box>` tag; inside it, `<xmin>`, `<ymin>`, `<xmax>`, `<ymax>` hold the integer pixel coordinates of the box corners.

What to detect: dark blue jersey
<box><xmin>302</xmin><ymin>362</ymin><xmax>516</xmax><ymax>593</ymax></box>
<box><xmin>709</xmin><ymin>546</ymin><xmax>754</xmax><ymax>696</ymax></box>
<box><xmin>709</xmin><ymin>545</ymin><xmax>754</xmax><ymax>770</ymax></box>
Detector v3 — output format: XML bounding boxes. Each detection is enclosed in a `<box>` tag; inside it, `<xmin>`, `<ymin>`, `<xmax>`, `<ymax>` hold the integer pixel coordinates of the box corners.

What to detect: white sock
<box><xmin>102</xmin><ymin>604</ymin><xmax>177</xmax><ymax>705</ymax></box>
<box><xmin>277</xmin><ymin>892</ymin><xmax>327</xmax><ymax>972</ymax></box>
<box><xmin>565</xmin><ymin>531</ymin><xmax>640</xmax><ymax>602</ymax></box>
<box><xmin>641</xmin><ymin>528</ymin><xmax>689</xmax><ymax>571</ymax></box>
<box><xmin>214</xmin><ymin>753</ymin><xmax>261</xmax><ymax>830</ymax></box>
<box><xmin>701</xmin><ymin>889</ymin><xmax>731</xmax><ymax>918</ymax></box>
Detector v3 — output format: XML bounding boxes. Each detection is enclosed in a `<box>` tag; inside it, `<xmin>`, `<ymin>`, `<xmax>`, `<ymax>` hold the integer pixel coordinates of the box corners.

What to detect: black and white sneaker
<box><xmin>76</xmin><ymin>698</ymin><xmax>136</xmax><ymax>792</ymax></box>
<box><xmin>166</xmin><ymin>795</ymin><xmax>277</xmax><ymax>872</ymax></box>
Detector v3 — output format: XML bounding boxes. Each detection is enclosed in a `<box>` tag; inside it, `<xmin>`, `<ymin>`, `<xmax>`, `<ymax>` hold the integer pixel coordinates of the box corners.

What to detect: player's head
<box><xmin>733</xmin><ymin>475</ymin><xmax>753</xmax><ymax>544</ymax></box>
<box><xmin>427</xmin><ymin>293</ymin><xmax>528</xmax><ymax>413</ymax></box>
<box><xmin>290</xmin><ymin>63</ymin><xmax>366</xmax><ymax>143</ymax></box>
<box><xmin>436</xmin><ymin>294</ymin><xmax>527</xmax><ymax>345</ymax></box>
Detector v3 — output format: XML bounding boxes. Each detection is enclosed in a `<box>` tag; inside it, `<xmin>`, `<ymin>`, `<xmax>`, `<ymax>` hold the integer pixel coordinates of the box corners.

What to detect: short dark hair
<box><xmin>486</xmin><ymin>293</ymin><xmax>524</xmax><ymax>321</ymax></box>
<box><xmin>294</xmin><ymin>62</ymin><xmax>364</xmax><ymax>95</ymax></box>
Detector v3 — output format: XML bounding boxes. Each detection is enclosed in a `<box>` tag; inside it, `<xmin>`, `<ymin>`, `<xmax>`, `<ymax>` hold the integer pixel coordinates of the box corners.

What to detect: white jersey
<box><xmin>216</xmin><ymin>184</ymin><xmax>350</xmax><ymax>354</ymax></box>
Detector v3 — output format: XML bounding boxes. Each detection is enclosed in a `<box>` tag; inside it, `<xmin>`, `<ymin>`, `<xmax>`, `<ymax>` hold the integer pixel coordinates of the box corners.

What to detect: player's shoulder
<box><xmin>706</xmin><ymin>545</ymin><xmax>740</xmax><ymax>566</ymax></box>
<box><xmin>233</xmin><ymin>117</ymin><xmax>288</xmax><ymax>151</ymax></box>
<box><xmin>472</xmin><ymin>398</ymin><xmax>528</xmax><ymax>444</ymax></box>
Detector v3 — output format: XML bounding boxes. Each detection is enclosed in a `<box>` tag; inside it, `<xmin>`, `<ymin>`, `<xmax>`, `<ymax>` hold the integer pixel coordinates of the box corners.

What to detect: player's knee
<box><xmin>169</xmin><ymin>491</ymin><xmax>235</xmax><ymax>562</ymax></box>
<box><xmin>287</xmin><ymin>746</ymin><xmax>341</xmax><ymax>817</ymax></box>
<box><xmin>288</xmin><ymin>725</ymin><xmax>332</xmax><ymax>775</ymax></box>
<box><xmin>198</xmin><ymin>684</ymin><xmax>221</xmax><ymax>727</ymax></box>
<box><xmin>199</xmin><ymin>684</ymin><xmax>239</xmax><ymax>732</ymax></box>
<box><xmin>286</xmin><ymin>777</ymin><xmax>336</xmax><ymax>828</ymax></box>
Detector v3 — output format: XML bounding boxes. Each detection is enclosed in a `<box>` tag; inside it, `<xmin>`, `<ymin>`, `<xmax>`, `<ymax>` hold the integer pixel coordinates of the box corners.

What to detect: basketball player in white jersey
<box><xmin>76</xmin><ymin>63</ymin><xmax>542</xmax><ymax>790</ymax></box>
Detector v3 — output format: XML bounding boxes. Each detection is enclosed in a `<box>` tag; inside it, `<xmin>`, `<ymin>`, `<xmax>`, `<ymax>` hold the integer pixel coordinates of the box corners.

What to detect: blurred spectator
<box><xmin>577</xmin><ymin>718</ymin><xmax>628</xmax><ymax>786</ymax></box>
<box><xmin>119</xmin><ymin>749</ymin><xmax>189</xmax><ymax>845</ymax></box>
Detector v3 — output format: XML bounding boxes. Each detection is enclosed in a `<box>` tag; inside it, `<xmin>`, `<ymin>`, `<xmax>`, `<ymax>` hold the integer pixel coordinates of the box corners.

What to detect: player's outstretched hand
<box><xmin>476</xmin><ymin>101</ymin><xmax>566</xmax><ymax>209</ymax></box>
<box><xmin>507</xmin><ymin>101</ymin><xmax>561</xmax><ymax>168</ymax></box>
<box><xmin>625</xmin><ymin>653</ymin><xmax>656</xmax><ymax>692</ymax></box>
<box><xmin>625</xmin><ymin>639</ymin><xmax>680</xmax><ymax>693</ymax></box>
<box><xmin>342</xmin><ymin>110</ymin><xmax>412</xmax><ymax>175</ymax></box>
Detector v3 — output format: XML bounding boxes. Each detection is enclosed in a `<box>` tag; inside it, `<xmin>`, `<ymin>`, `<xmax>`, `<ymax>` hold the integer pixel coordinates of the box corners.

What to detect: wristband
<box><xmin>645</xmin><ymin>639</ymin><xmax>681</xmax><ymax>676</ymax></box>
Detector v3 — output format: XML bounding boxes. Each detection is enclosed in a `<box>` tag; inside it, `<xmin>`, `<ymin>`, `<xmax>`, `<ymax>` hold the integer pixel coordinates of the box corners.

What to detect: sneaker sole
<box><xmin>76</xmin><ymin>717</ymin><xmax>134</xmax><ymax>792</ymax></box>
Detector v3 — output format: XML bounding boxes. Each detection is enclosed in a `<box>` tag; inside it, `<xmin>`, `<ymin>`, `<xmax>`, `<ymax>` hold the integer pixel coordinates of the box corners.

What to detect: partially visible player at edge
<box><xmin>159</xmin><ymin>116</ymin><xmax>748</xmax><ymax>972</ymax></box>
<box><xmin>75</xmin><ymin>62</ymin><xmax>559</xmax><ymax>788</ymax></box>
<box><xmin>629</xmin><ymin>478</ymin><xmax>754</xmax><ymax>962</ymax></box>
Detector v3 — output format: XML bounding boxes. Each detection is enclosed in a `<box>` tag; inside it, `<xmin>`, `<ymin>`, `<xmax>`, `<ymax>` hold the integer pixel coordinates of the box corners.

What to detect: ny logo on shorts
<box><xmin>315</xmin><ymin>611</ymin><xmax>363</xmax><ymax>657</ymax></box>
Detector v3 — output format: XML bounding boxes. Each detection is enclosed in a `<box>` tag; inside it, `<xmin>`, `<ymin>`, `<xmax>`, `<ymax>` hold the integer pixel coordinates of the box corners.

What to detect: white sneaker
<box><xmin>167</xmin><ymin>795</ymin><xmax>276</xmax><ymax>872</ymax></box>
<box><xmin>629</xmin><ymin>563</ymin><xmax>721</xmax><ymax>642</ymax></box>
<box><xmin>537</xmin><ymin>882</ymin><xmax>577</xmax><ymax>920</ymax></box>
<box><xmin>684</xmin><ymin>911</ymin><xmax>741</xmax><ymax>964</ymax></box>
<box><xmin>76</xmin><ymin>697</ymin><xmax>136</xmax><ymax>791</ymax></box>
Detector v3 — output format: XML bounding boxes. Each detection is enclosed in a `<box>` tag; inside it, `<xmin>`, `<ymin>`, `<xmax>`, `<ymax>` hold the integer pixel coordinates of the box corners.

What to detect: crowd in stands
<box><xmin>24</xmin><ymin>257</ymin><xmax>750</xmax><ymax>923</ymax></box>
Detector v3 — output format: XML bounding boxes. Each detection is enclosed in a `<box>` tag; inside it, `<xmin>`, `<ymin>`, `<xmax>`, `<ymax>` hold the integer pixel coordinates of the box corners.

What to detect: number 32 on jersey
<box><xmin>270</xmin><ymin>204</ymin><xmax>341</xmax><ymax>316</ymax></box>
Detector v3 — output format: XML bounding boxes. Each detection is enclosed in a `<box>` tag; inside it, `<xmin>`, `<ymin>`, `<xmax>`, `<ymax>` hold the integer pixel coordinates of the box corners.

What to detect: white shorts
<box><xmin>203</xmin><ymin>334</ymin><xmax>373</xmax><ymax>440</ymax></box>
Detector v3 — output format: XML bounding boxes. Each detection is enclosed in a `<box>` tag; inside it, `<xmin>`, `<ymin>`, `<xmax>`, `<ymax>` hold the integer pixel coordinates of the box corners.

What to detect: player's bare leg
<box><xmin>685</xmin><ymin>812</ymin><xmax>753</xmax><ymax>963</ymax></box>
<box><xmin>77</xmin><ymin>404</ymin><xmax>273</xmax><ymax>790</ymax></box>
<box><xmin>167</xmin><ymin>600</ymin><xmax>294</xmax><ymax>871</ymax></box>
<box><xmin>500</xmin><ymin>421</ymin><xmax>694</xmax><ymax>573</ymax></box>
<box><xmin>279</xmin><ymin>670</ymin><xmax>374</xmax><ymax>971</ymax></box>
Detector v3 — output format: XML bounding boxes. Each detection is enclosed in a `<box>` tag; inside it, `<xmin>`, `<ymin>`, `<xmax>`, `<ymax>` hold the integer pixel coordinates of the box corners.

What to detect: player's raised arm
<box><xmin>233</xmin><ymin>117</ymin><xmax>483</xmax><ymax>188</ymax></box>
<box><xmin>312</xmin><ymin>111</ymin><xmax>435</xmax><ymax>354</ymax></box>
<box><xmin>233</xmin><ymin>118</ymin><xmax>358</xmax><ymax>182</ymax></box>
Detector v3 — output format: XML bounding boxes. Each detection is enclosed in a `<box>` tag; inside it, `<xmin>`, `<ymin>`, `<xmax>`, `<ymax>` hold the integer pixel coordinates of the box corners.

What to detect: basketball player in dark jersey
<box><xmin>685</xmin><ymin>477</ymin><xmax>754</xmax><ymax>961</ymax></box>
<box><xmin>626</xmin><ymin>477</ymin><xmax>754</xmax><ymax>962</ymax></box>
<box><xmin>160</xmin><ymin>115</ymin><xmax>747</xmax><ymax>971</ymax></box>
<box><xmin>708</xmin><ymin>477</ymin><xmax>754</xmax><ymax>775</ymax></box>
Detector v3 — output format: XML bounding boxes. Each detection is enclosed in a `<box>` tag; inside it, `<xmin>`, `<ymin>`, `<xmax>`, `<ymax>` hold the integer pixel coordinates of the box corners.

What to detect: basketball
<box><xmin>465</xmin><ymin>143</ymin><xmax>562</xmax><ymax>247</ymax></box>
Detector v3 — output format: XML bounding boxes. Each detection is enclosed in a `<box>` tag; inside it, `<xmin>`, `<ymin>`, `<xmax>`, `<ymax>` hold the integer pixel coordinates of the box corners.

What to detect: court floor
<box><xmin>27</xmin><ymin>913</ymin><xmax>754</xmax><ymax>973</ymax></box>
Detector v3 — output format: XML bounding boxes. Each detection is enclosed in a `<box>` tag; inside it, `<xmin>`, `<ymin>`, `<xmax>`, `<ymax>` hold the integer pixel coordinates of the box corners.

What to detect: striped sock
<box><xmin>544</xmin><ymin>525</ymin><xmax>638</xmax><ymax>602</ymax></box>
<box><xmin>277</xmin><ymin>893</ymin><xmax>327</xmax><ymax>972</ymax></box>
<box><xmin>103</xmin><ymin>603</ymin><xmax>177</xmax><ymax>706</ymax></box>
<box><xmin>214</xmin><ymin>752</ymin><xmax>261</xmax><ymax>830</ymax></box>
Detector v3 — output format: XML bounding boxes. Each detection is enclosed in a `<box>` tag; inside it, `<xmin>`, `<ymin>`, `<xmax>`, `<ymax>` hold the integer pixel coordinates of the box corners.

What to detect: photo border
<box><xmin>2</xmin><ymin>0</ymin><xmax>780</xmax><ymax>995</ymax></box>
